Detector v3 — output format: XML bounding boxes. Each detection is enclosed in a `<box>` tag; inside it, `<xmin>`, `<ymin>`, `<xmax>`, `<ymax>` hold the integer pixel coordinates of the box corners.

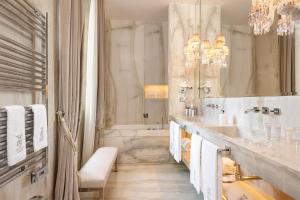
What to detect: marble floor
<box><xmin>104</xmin><ymin>163</ymin><xmax>202</xmax><ymax>200</ymax></box>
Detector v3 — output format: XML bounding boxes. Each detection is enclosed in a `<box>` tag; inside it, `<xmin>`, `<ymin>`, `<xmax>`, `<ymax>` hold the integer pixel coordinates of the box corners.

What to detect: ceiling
<box><xmin>106</xmin><ymin>0</ymin><xmax>252</xmax><ymax>25</ymax></box>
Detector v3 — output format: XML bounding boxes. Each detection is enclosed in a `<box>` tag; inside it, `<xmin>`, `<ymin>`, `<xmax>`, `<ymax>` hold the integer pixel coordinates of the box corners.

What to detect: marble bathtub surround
<box><xmin>171</xmin><ymin>111</ymin><xmax>300</xmax><ymax>198</ymax></box>
<box><xmin>106</xmin><ymin>20</ymin><xmax>168</xmax><ymax>126</ymax></box>
<box><xmin>103</xmin><ymin>127</ymin><xmax>172</xmax><ymax>164</ymax></box>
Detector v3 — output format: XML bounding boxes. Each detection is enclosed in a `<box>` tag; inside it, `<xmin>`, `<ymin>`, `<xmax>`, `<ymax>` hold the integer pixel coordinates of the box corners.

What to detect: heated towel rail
<box><xmin>0</xmin><ymin>0</ymin><xmax>48</xmax><ymax>187</ymax></box>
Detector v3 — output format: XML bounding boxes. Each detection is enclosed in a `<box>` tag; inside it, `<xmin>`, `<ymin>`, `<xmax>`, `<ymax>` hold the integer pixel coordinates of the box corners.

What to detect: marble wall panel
<box><xmin>105</xmin><ymin>20</ymin><xmax>168</xmax><ymax>126</ymax></box>
<box><xmin>168</xmin><ymin>3</ymin><xmax>221</xmax><ymax>115</ymax></box>
<box><xmin>221</xmin><ymin>25</ymin><xmax>254</xmax><ymax>97</ymax></box>
<box><xmin>201</xmin><ymin>96</ymin><xmax>300</xmax><ymax>140</ymax></box>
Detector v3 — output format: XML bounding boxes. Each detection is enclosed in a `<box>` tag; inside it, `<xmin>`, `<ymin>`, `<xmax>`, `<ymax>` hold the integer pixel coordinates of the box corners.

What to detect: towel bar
<box><xmin>218</xmin><ymin>146</ymin><xmax>231</xmax><ymax>155</ymax></box>
<box><xmin>0</xmin><ymin>107</ymin><xmax>47</xmax><ymax>187</ymax></box>
<box><xmin>0</xmin><ymin>0</ymin><xmax>48</xmax><ymax>187</ymax></box>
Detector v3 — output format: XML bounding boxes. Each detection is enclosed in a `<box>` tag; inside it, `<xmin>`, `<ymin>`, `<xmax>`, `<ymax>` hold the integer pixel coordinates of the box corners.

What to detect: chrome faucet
<box><xmin>206</xmin><ymin>104</ymin><xmax>219</xmax><ymax>109</ymax></box>
<box><xmin>244</xmin><ymin>106</ymin><xmax>260</xmax><ymax>114</ymax></box>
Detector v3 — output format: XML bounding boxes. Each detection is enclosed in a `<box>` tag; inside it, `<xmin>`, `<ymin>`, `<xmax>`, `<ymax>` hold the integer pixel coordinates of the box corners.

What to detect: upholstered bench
<box><xmin>79</xmin><ymin>147</ymin><xmax>118</xmax><ymax>200</ymax></box>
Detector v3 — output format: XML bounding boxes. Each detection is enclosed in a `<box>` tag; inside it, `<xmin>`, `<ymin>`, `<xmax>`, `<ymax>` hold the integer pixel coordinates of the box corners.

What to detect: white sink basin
<box><xmin>207</xmin><ymin>126</ymin><xmax>240</xmax><ymax>138</ymax></box>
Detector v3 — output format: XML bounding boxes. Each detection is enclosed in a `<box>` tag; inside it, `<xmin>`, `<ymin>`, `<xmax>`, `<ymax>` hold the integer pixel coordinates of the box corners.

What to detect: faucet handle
<box><xmin>244</xmin><ymin>106</ymin><xmax>260</xmax><ymax>114</ymax></box>
<box><xmin>270</xmin><ymin>108</ymin><xmax>281</xmax><ymax>115</ymax></box>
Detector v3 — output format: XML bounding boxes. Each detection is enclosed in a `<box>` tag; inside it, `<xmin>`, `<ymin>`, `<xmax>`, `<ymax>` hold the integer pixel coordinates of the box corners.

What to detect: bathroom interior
<box><xmin>0</xmin><ymin>0</ymin><xmax>299</xmax><ymax>199</ymax></box>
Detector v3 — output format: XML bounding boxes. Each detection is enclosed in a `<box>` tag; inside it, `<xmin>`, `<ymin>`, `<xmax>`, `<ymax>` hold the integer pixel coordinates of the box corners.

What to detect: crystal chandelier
<box><xmin>248</xmin><ymin>0</ymin><xmax>272</xmax><ymax>35</ymax></box>
<box><xmin>201</xmin><ymin>35</ymin><xmax>230</xmax><ymax>67</ymax></box>
<box><xmin>184</xmin><ymin>0</ymin><xmax>230</xmax><ymax>67</ymax></box>
<box><xmin>248</xmin><ymin>0</ymin><xmax>296</xmax><ymax>36</ymax></box>
<box><xmin>277</xmin><ymin>14</ymin><xmax>295</xmax><ymax>35</ymax></box>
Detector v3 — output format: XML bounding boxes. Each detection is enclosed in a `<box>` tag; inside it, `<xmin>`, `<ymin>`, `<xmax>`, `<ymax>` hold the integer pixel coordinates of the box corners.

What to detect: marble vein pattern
<box><xmin>105</xmin><ymin>164</ymin><xmax>202</xmax><ymax>200</ymax></box>
<box><xmin>219</xmin><ymin>25</ymin><xmax>254</xmax><ymax>97</ymax></box>
<box><xmin>168</xmin><ymin>3</ymin><xmax>221</xmax><ymax>115</ymax></box>
<box><xmin>105</xmin><ymin>20</ymin><xmax>168</xmax><ymax>126</ymax></box>
<box><xmin>103</xmin><ymin>128</ymin><xmax>172</xmax><ymax>164</ymax></box>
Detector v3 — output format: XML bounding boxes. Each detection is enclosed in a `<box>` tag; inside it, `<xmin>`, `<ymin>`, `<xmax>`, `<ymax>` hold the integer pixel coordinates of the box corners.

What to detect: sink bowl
<box><xmin>207</xmin><ymin>126</ymin><xmax>241</xmax><ymax>138</ymax></box>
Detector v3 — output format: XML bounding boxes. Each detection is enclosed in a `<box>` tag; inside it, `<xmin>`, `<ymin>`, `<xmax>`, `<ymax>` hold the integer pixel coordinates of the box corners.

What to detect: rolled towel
<box><xmin>181</xmin><ymin>138</ymin><xmax>191</xmax><ymax>151</ymax></box>
<box><xmin>5</xmin><ymin>106</ymin><xmax>26</xmax><ymax>166</ymax></box>
<box><xmin>30</xmin><ymin>104</ymin><xmax>48</xmax><ymax>151</ymax></box>
<box><xmin>222</xmin><ymin>157</ymin><xmax>236</xmax><ymax>175</ymax></box>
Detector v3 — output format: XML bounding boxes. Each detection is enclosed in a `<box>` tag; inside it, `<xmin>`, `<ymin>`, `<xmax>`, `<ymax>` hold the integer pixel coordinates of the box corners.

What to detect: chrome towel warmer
<box><xmin>0</xmin><ymin>0</ymin><xmax>48</xmax><ymax>187</ymax></box>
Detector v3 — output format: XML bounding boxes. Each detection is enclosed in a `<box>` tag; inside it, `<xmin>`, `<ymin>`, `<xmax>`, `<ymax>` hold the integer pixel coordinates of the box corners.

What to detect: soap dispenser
<box><xmin>219</xmin><ymin>110</ymin><xmax>227</xmax><ymax>125</ymax></box>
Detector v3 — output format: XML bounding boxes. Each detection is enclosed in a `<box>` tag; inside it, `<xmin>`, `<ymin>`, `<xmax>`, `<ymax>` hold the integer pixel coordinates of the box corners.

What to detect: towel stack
<box><xmin>5</xmin><ymin>105</ymin><xmax>48</xmax><ymax>166</ymax></box>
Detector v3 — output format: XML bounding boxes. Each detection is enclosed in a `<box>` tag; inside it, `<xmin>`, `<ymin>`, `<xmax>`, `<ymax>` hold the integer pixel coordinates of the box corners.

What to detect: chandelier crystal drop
<box><xmin>277</xmin><ymin>14</ymin><xmax>295</xmax><ymax>36</ymax></box>
<box><xmin>248</xmin><ymin>0</ymin><xmax>273</xmax><ymax>35</ymax></box>
<box><xmin>248</xmin><ymin>0</ymin><xmax>297</xmax><ymax>36</ymax></box>
<box><xmin>201</xmin><ymin>35</ymin><xmax>229</xmax><ymax>67</ymax></box>
<box><xmin>277</xmin><ymin>0</ymin><xmax>295</xmax><ymax>14</ymax></box>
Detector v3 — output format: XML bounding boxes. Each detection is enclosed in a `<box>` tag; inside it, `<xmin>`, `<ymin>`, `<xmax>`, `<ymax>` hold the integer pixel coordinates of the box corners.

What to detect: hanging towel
<box><xmin>5</xmin><ymin>106</ymin><xmax>26</xmax><ymax>166</ymax></box>
<box><xmin>169</xmin><ymin>121</ymin><xmax>175</xmax><ymax>156</ymax></box>
<box><xmin>190</xmin><ymin>133</ymin><xmax>203</xmax><ymax>194</ymax></box>
<box><xmin>201</xmin><ymin>140</ymin><xmax>222</xmax><ymax>200</ymax></box>
<box><xmin>30</xmin><ymin>104</ymin><xmax>48</xmax><ymax>152</ymax></box>
<box><xmin>173</xmin><ymin>121</ymin><xmax>182</xmax><ymax>163</ymax></box>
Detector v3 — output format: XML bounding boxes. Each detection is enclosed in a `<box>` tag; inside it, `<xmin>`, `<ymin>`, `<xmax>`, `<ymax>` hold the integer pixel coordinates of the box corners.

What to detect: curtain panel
<box><xmin>55</xmin><ymin>0</ymin><xmax>84</xmax><ymax>199</ymax></box>
<box><xmin>95</xmin><ymin>0</ymin><xmax>106</xmax><ymax>148</ymax></box>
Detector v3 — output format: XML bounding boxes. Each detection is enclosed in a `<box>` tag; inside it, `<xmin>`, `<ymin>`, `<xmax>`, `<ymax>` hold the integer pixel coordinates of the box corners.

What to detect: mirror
<box><xmin>199</xmin><ymin>0</ymin><xmax>300</xmax><ymax>98</ymax></box>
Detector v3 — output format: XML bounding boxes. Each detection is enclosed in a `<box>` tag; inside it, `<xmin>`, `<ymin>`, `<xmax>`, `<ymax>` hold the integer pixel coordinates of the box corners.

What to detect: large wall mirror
<box><xmin>199</xmin><ymin>0</ymin><xmax>300</xmax><ymax>98</ymax></box>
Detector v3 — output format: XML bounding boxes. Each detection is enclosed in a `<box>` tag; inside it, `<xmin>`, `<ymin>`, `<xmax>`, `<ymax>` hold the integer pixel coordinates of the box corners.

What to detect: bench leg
<box><xmin>99</xmin><ymin>188</ymin><xmax>104</xmax><ymax>200</ymax></box>
<box><xmin>113</xmin><ymin>157</ymin><xmax>118</xmax><ymax>172</ymax></box>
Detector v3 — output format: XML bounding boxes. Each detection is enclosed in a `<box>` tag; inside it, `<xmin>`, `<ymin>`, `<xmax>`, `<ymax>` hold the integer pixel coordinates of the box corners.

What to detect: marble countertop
<box><xmin>171</xmin><ymin>115</ymin><xmax>300</xmax><ymax>199</ymax></box>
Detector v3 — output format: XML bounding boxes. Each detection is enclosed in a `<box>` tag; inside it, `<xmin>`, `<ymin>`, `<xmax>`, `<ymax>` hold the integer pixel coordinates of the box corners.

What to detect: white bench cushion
<box><xmin>79</xmin><ymin>147</ymin><xmax>118</xmax><ymax>188</ymax></box>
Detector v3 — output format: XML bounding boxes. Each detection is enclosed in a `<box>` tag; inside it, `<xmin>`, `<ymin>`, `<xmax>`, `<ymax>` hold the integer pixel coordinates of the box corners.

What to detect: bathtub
<box><xmin>103</xmin><ymin>124</ymin><xmax>171</xmax><ymax>164</ymax></box>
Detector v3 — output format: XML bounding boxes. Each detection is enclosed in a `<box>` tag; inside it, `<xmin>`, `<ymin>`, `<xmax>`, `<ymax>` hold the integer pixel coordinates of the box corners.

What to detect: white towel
<box><xmin>30</xmin><ymin>104</ymin><xmax>48</xmax><ymax>152</ymax></box>
<box><xmin>172</xmin><ymin>121</ymin><xmax>181</xmax><ymax>163</ymax></box>
<box><xmin>5</xmin><ymin>106</ymin><xmax>26</xmax><ymax>166</ymax></box>
<box><xmin>169</xmin><ymin>121</ymin><xmax>175</xmax><ymax>156</ymax></box>
<box><xmin>190</xmin><ymin>133</ymin><xmax>203</xmax><ymax>194</ymax></box>
<box><xmin>201</xmin><ymin>140</ymin><xmax>222</xmax><ymax>200</ymax></box>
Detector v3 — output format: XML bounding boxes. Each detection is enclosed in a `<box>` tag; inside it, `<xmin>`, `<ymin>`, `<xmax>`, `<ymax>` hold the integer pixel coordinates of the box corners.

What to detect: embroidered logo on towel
<box><xmin>16</xmin><ymin>135</ymin><xmax>24</xmax><ymax>153</ymax></box>
<box><xmin>39</xmin><ymin>126</ymin><xmax>44</xmax><ymax>142</ymax></box>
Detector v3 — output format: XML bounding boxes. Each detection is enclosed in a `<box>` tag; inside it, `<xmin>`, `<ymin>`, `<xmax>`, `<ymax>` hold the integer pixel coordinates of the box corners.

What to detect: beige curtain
<box><xmin>95</xmin><ymin>0</ymin><xmax>106</xmax><ymax>148</ymax></box>
<box><xmin>55</xmin><ymin>0</ymin><xmax>84</xmax><ymax>199</ymax></box>
<box><xmin>279</xmin><ymin>35</ymin><xmax>296</xmax><ymax>95</ymax></box>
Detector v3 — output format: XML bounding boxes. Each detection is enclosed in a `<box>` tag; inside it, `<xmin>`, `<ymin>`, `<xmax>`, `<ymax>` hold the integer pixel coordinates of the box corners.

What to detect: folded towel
<box><xmin>172</xmin><ymin>121</ymin><xmax>181</xmax><ymax>163</ymax></box>
<box><xmin>30</xmin><ymin>104</ymin><xmax>48</xmax><ymax>152</ymax></box>
<box><xmin>201</xmin><ymin>140</ymin><xmax>222</xmax><ymax>200</ymax></box>
<box><xmin>222</xmin><ymin>157</ymin><xmax>236</xmax><ymax>175</ymax></box>
<box><xmin>5</xmin><ymin>106</ymin><xmax>26</xmax><ymax>166</ymax></box>
<box><xmin>169</xmin><ymin>121</ymin><xmax>175</xmax><ymax>156</ymax></box>
<box><xmin>190</xmin><ymin>133</ymin><xmax>203</xmax><ymax>194</ymax></box>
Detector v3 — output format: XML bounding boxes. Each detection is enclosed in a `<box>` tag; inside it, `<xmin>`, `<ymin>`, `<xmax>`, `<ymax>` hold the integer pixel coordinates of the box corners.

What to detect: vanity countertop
<box><xmin>171</xmin><ymin>115</ymin><xmax>300</xmax><ymax>199</ymax></box>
